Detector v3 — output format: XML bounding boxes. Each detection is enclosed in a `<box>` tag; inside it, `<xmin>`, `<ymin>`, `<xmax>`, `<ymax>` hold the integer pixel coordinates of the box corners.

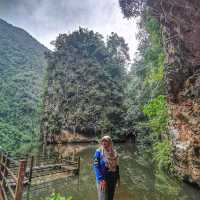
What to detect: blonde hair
<box><xmin>100</xmin><ymin>135</ymin><xmax>112</xmax><ymax>145</ymax></box>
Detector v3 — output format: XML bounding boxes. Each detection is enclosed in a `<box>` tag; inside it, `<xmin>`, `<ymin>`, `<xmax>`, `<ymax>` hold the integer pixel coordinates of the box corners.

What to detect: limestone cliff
<box><xmin>149</xmin><ymin>0</ymin><xmax>200</xmax><ymax>186</ymax></box>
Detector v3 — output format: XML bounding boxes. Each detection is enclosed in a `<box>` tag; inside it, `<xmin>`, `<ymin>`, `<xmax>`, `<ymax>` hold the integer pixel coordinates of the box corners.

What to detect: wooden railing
<box><xmin>0</xmin><ymin>150</ymin><xmax>27</xmax><ymax>200</ymax></box>
<box><xmin>0</xmin><ymin>150</ymin><xmax>80</xmax><ymax>200</ymax></box>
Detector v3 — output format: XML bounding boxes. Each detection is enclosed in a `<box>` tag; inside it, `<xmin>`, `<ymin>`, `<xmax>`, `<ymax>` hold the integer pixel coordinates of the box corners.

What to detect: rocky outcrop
<box><xmin>149</xmin><ymin>0</ymin><xmax>200</xmax><ymax>186</ymax></box>
<box><xmin>169</xmin><ymin>77</ymin><xmax>200</xmax><ymax>186</ymax></box>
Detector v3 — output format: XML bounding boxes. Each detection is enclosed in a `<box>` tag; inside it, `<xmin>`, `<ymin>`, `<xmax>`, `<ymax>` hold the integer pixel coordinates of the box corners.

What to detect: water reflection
<box><xmin>30</xmin><ymin>143</ymin><xmax>200</xmax><ymax>200</ymax></box>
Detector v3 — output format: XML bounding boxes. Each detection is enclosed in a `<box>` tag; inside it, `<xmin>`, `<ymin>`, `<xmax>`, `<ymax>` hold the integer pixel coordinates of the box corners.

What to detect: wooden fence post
<box><xmin>77</xmin><ymin>156</ymin><xmax>80</xmax><ymax>175</ymax></box>
<box><xmin>14</xmin><ymin>160</ymin><xmax>27</xmax><ymax>200</ymax></box>
<box><xmin>0</xmin><ymin>154</ymin><xmax>6</xmax><ymax>199</ymax></box>
<box><xmin>0</xmin><ymin>152</ymin><xmax>3</xmax><ymax>180</ymax></box>
<box><xmin>0</xmin><ymin>154</ymin><xmax>5</xmax><ymax>178</ymax></box>
<box><xmin>0</xmin><ymin>187</ymin><xmax>4</xmax><ymax>200</ymax></box>
<box><xmin>2</xmin><ymin>154</ymin><xmax>9</xmax><ymax>194</ymax></box>
<box><xmin>28</xmin><ymin>156</ymin><xmax>34</xmax><ymax>184</ymax></box>
<box><xmin>0</xmin><ymin>150</ymin><xmax>1</xmax><ymax>158</ymax></box>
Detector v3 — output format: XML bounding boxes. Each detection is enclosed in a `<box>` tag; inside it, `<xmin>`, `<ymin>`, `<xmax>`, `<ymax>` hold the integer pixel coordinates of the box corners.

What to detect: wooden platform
<box><xmin>0</xmin><ymin>149</ymin><xmax>80</xmax><ymax>200</ymax></box>
<box><xmin>31</xmin><ymin>171</ymin><xmax>73</xmax><ymax>185</ymax></box>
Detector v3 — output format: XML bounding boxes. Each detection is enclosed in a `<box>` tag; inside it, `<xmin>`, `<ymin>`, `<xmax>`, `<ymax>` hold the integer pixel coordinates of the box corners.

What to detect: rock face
<box><xmin>150</xmin><ymin>0</ymin><xmax>200</xmax><ymax>186</ymax></box>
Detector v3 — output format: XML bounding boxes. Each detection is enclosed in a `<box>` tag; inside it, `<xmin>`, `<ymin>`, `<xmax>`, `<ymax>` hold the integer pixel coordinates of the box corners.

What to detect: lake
<box><xmin>28</xmin><ymin>143</ymin><xmax>200</xmax><ymax>200</ymax></box>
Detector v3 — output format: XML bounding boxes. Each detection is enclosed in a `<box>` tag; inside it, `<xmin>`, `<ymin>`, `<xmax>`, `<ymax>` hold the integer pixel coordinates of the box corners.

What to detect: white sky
<box><xmin>0</xmin><ymin>0</ymin><xmax>138</xmax><ymax>59</ymax></box>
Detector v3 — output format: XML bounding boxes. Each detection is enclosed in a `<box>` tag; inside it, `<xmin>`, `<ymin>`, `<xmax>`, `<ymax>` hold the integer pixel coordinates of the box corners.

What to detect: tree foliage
<box><xmin>143</xmin><ymin>95</ymin><xmax>168</xmax><ymax>137</ymax></box>
<box><xmin>0</xmin><ymin>19</ymin><xmax>47</xmax><ymax>154</ymax></box>
<box><xmin>123</xmin><ymin>10</ymin><xmax>171</xmax><ymax>170</ymax></box>
<box><xmin>45</xmin><ymin>193</ymin><xmax>72</xmax><ymax>200</ymax></box>
<box><xmin>125</xmin><ymin>14</ymin><xmax>165</xmax><ymax>131</ymax></box>
<box><xmin>153</xmin><ymin>140</ymin><xmax>171</xmax><ymax>171</ymax></box>
<box><xmin>42</xmin><ymin>28</ymin><xmax>130</xmax><ymax>138</ymax></box>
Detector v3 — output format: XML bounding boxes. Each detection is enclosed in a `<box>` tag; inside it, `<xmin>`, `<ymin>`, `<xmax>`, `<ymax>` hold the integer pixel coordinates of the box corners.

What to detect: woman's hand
<box><xmin>99</xmin><ymin>180</ymin><xmax>106</xmax><ymax>191</ymax></box>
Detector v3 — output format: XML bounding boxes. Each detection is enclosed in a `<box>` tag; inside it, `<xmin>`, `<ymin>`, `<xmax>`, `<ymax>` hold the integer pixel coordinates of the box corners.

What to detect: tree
<box><xmin>42</xmin><ymin>28</ymin><xmax>129</xmax><ymax>140</ymax></box>
<box><xmin>106</xmin><ymin>32</ymin><xmax>130</xmax><ymax>82</ymax></box>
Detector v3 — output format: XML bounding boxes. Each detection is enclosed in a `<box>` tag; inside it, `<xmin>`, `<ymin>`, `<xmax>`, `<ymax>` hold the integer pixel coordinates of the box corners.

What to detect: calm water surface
<box><xmin>29</xmin><ymin>144</ymin><xmax>200</xmax><ymax>200</ymax></box>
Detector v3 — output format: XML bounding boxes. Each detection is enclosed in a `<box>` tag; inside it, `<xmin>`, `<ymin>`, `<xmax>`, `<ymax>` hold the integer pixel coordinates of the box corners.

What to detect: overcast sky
<box><xmin>0</xmin><ymin>0</ymin><xmax>138</xmax><ymax>58</ymax></box>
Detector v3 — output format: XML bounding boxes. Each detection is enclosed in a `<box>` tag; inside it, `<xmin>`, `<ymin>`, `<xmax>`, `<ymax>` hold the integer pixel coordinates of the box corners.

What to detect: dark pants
<box><xmin>105</xmin><ymin>172</ymin><xmax>118</xmax><ymax>200</ymax></box>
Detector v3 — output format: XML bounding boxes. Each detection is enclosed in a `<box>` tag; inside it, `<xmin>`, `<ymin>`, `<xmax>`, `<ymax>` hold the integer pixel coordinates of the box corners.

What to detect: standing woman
<box><xmin>93</xmin><ymin>135</ymin><xmax>120</xmax><ymax>200</ymax></box>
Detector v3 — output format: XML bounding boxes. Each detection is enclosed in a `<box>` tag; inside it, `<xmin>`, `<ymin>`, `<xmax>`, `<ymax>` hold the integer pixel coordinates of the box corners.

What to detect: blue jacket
<box><xmin>93</xmin><ymin>148</ymin><xmax>107</xmax><ymax>183</ymax></box>
<box><xmin>93</xmin><ymin>148</ymin><xmax>120</xmax><ymax>183</ymax></box>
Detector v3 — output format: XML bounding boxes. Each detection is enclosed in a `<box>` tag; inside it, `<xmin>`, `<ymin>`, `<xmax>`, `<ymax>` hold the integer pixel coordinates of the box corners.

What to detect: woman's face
<box><xmin>101</xmin><ymin>140</ymin><xmax>110</xmax><ymax>149</ymax></box>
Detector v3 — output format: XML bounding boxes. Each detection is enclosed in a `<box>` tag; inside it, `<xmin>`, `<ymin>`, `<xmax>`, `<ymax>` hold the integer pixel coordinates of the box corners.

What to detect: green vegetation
<box><xmin>143</xmin><ymin>95</ymin><xmax>168</xmax><ymax>138</ymax></box>
<box><xmin>153</xmin><ymin>140</ymin><xmax>171</xmax><ymax>171</ymax></box>
<box><xmin>1</xmin><ymin>8</ymin><xmax>171</xmax><ymax>173</ymax></box>
<box><xmin>42</xmin><ymin>28</ymin><xmax>130</xmax><ymax>139</ymax></box>
<box><xmin>124</xmin><ymin>13</ymin><xmax>171</xmax><ymax>171</ymax></box>
<box><xmin>0</xmin><ymin>19</ymin><xmax>47</xmax><ymax>154</ymax></box>
<box><xmin>143</xmin><ymin>96</ymin><xmax>171</xmax><ymax>171</ymax></box>
<box><xmin>45</xmin><ymin>193</ymin><xmax>72</xmax><ymax>200</ymax></box>
<box><xmin>142</xmin><ymin>17</ymin><xmax>171</xmax><ymax>171</ymax></box>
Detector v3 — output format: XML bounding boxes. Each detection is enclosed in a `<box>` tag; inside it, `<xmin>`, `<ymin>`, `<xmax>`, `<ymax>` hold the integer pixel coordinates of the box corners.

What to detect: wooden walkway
<box><xmin>0</xmin><ymin>149</ymin><xmax>80</xmax><ymax>200</ymax></box>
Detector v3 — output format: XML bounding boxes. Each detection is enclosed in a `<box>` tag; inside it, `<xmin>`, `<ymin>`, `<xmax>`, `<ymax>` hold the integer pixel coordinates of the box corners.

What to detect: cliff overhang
<box><xmin>149</xmin><ymin>0</ymin><xmax>200</xmax><ymax>186</ymax></box>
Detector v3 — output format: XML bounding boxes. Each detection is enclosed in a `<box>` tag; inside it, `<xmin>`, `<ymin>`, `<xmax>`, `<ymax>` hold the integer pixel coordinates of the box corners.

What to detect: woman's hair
<box><xmin>100</xmin><ymin>135</ymin><xmax>112</xmax><ymax>145</ymax></box>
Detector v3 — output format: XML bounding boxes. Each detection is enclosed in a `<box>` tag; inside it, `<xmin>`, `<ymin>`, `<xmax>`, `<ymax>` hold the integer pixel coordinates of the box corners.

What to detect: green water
<box><xmin>29</xmin><ymin>143</ymin><xmax>200</xmax><ymax>200</ymax></box>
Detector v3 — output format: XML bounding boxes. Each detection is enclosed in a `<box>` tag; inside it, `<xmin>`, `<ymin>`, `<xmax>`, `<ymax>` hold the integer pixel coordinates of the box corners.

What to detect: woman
<box><xmin>93</xmin><ymin>135</ymin><xmax>120</xmax><ymax>200</ymax></box>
